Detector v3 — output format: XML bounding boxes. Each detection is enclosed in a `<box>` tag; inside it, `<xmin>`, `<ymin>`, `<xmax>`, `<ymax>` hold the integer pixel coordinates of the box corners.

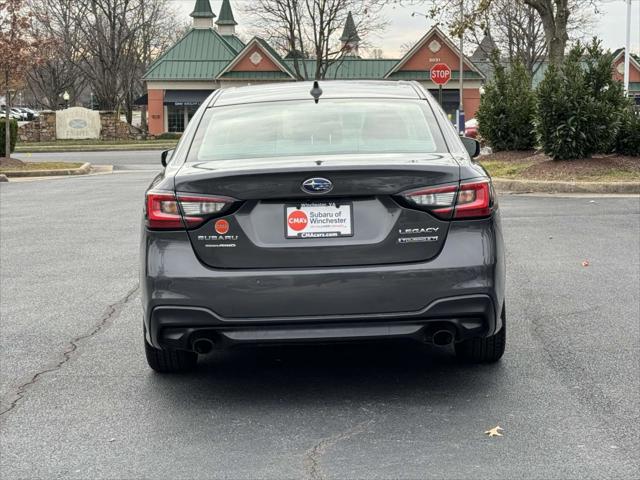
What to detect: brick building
<box><xmin>143</xmin><ymin>0</ymin><xmax>485</xmax><ymax>135</ymax></box>
<box><xmin>143</xmin><ymin>0</ymin><xmax>640</xmax><ymax>135</ymax></box>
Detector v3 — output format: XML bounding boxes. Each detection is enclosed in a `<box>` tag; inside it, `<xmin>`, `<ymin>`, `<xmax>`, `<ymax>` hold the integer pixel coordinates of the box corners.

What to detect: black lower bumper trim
<box><xmin>148</xmin><ymin>295</ymin><xmax>497</xmax><ymax>351</ymax></box>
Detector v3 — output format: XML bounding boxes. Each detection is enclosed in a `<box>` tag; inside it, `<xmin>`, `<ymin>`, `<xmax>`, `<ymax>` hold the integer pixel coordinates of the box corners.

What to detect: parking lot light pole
<box><xmin>458</xmin><ymin>0</ymin><xmax>465</xmax><ymax>134</ymax></box>
<box><xmin>623</xmin><ymin>0</ymin><xmax>631</xmax><ymax>93</ymax></box>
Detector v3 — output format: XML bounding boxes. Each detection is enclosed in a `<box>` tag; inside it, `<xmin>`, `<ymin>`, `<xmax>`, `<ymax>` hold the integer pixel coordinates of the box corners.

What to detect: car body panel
<box><xmin>141</xmin><ymin>81</ymin><xmax>506</xmax><ymax>351</ymax></box>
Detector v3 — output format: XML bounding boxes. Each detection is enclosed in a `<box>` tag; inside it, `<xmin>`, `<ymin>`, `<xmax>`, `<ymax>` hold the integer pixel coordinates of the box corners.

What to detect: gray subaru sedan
<box><xmin>141</xmin><ymin>81</ymin><xmax>505</xmax><ymax>373</ymax></box>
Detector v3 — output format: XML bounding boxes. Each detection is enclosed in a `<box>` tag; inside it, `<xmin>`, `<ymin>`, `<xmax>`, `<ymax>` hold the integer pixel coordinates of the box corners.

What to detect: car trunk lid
<box><xmin>174</xmin><ymin>153</ymin><xmax>460</xmax><ymax>269</ymax></box>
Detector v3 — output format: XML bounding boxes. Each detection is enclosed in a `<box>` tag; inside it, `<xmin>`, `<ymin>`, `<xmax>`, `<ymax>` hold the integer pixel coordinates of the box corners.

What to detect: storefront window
<box><xmin>167</xmin><ymin>105</ymin><xmax>201</xmax><ymax>133</ymax></box>
<box><xmin>167</xmin><ymin>105</ymin><xmax>185</xmax><ymax>133</ymax></box>
<box><xmin>187</xmin><ymin>105</ymin><xmax>199</xmax><ymax>123</ymax></box>
<box><xmin>428</xmin><ymin>89</ymin><xmax>460</xmax><ymax>119</ymax></box>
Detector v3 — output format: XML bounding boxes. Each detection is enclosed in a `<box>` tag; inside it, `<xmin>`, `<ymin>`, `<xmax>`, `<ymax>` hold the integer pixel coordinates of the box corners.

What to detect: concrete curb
<box><xmin>1</xmin><ymin>162</ymin><xmax>91</xmax><ymax>178</ymax></box>
<box><xmin>493</xmin><ymin>178</ymin><xmax>640</xmax><ymax>194</ymax></box>
<box><xmin>90</xmin><ymin>165</ymin><xmax>114</xmax><ymax>175</ymax></box>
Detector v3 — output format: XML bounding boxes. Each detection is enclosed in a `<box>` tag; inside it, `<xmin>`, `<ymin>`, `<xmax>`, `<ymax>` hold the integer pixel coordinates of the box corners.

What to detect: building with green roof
<box><xmin>144</xmin><ymin>0</ymin><xmax>640</xmax><ymax>135</ymax></box>
<box><xmin>144</xmin><ymin>0</ymin><xmax>488</xmax><ymax>134</ymax></box>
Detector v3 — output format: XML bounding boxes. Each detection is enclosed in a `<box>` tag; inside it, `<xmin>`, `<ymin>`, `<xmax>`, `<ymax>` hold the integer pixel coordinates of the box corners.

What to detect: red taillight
<box><xmin>146</xmin><ymin>191</ymin><xmax>234</xmax><ymax>230</ymax></box>
<box><xmin>454</xmin><ymin>181</ymin><xmax>492</xmax><ymax>219</ymax></box>
<box><xmin>146</xmin><ymin>192</ymin><xmax>184</xmax><ymax>229</ymax></box>
<box><xmin>400</xmin><ymin>180</ymin><xmax>493</xmax><ymax>220</ymax></box>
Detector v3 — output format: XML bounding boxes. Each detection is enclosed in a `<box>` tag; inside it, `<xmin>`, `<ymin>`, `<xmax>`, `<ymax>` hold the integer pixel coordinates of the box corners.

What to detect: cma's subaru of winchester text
<box><xmin>141</xmin><ymin>81</ymin><xmax>506</xmax><ymax>373</ymax></box>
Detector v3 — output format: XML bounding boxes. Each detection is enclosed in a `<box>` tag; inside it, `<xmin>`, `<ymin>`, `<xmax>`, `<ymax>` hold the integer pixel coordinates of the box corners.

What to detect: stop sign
<box><xmin>430</xmin><ymin>63</ymin><xmax>452</xmax><ymax>86</ymax></box>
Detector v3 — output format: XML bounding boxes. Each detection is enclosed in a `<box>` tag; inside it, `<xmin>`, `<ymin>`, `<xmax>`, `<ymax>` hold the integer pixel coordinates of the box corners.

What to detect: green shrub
<box><xmin>156</xmin><ymin>132</ymin><xmax>182</xmax><ymax>140</ymax></box>
<box><xmin>583</xmin><ymin>40</ymin><xmax>627</xmax><ymax>153</ymax></box>
<box><xmin>477</xmin><ymin>56</ymin><xmax>536</xmax><ymax>151</ymax></box>
<box><xmin>536</xmin><ymin>40</ymin><xmax>628</xmax><ymax>160</ymax></box>
<box><xmin>616</xmin><ymin>107</ymin><xmax>640</xmax><ymax>156</ymax></box>
<box><xmin>536</xmin><ymin>47</ymin><xmax>595</xmax><ymax>160</ymax></box>
<box><xmin>0</xmin><ymin>118</ymin><xmax>18</xmax><ymax>156</ymax></box>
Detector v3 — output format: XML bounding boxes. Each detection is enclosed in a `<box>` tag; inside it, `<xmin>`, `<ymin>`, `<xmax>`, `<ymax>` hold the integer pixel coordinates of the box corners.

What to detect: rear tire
<box><xmin>455</xmin><ymin>305</ymin><xmax>506</xmax><ymax>363</ymax></box>
<box><xmin>144</xmin><ymin>338</ymin><xmax>197</xmax><ymax>373</ymax></box>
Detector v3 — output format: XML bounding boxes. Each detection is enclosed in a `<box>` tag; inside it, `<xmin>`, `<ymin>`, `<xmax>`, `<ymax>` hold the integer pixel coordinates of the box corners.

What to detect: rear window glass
<box><xmin>190</xmin><ymin>99</ymin><xmax>447</xmax><ymax>161</ymax></box>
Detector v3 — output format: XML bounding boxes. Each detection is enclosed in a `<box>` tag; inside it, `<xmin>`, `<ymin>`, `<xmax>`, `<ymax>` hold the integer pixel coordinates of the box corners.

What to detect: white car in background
<box><xmin>0</xmin><ymin>109</ymin><xmax>22</xmax><ymax>121</ymax></box>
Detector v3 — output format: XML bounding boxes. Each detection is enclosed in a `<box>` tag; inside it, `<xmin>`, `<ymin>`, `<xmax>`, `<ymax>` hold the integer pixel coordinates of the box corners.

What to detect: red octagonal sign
<box><xmin>430</xmin><ymin>63</ymin><xmax>452</xmax><ymax>86</ymax></box>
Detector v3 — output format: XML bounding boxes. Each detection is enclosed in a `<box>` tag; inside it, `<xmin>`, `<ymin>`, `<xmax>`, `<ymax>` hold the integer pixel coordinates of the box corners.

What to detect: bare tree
<box><xmin>26</xmin><ymin>0</ymin><xmax>88</xmax><ymax>109</ymax></box>
<box><xmin>249</xmin><ymin>0</ymin><xmax>388</xmax><ymax>79</ymax></box>
<box><xmin>469</xmin><ymin>0</ymin><xmax>547</xmax><ymax>76</ymax></box>
<box><xmin>402</xmin><ymin>0</ymin><xmax>596</xmax><ymax>66</ymax></box>
<box><xmin>61</xmin><ymin>0</ymin><xmax>179</xmax><ymax>124</ymax></box>
<box><xmin>523</xmin><ymin>0</ymin><xmax>569</xmax><ymax>65</ymax></box>
<box><xmin>0</xmin><ymin>0</ymin><xmax>46</xmax><ymax>162</ymax></box>
<box><xmin>251</xmin><ymin>0</ymin><xmax>309</xmax><ymax>79</ymax></box>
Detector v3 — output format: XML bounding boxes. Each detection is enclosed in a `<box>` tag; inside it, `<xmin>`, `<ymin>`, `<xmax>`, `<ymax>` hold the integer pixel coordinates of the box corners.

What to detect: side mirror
<box><xmin>460</xmin><ymin>137</ymin><xmax>481</xmax><ymax>158</ymax></box>
<box><xmin>161</xmin><ymin>149</ymin><xmax>174</xmax><ymax>167</ymax></box>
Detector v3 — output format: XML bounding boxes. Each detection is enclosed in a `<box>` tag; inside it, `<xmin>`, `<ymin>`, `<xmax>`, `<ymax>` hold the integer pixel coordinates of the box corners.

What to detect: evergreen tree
<box><xmin>616</xmin><ymin>106</ymin><xmax>640</xmax><ymax>156</ymax></box>
<box><xmin>477</xmin><ymin>54</ymin><xmax>536</xmax><ymax>151</ymax></box>
<box><xmin>536</xmin><ymin>40</ymin><xmax>630</xmax><ymax>160</ymax></box>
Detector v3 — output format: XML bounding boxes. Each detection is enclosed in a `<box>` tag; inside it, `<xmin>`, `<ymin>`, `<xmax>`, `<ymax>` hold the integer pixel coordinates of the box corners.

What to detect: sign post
<box><xmin>430</xmin><ymin>63</ymin><xmax>452</xmax><ymax>108</ymax></box>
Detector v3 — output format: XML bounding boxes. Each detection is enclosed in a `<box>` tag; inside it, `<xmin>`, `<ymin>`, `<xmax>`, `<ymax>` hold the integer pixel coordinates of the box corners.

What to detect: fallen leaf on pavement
<box><xmin>484</xmin><ymin>426</ymin><xmax>504</xmax><ymax>437</ymax></box>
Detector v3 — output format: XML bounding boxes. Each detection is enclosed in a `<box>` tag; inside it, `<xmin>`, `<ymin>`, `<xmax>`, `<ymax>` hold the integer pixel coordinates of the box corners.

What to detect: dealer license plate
<box><xmin>285</xmin><ymin>202</ymin><xmax>353</xmax><ymax>239</ymax></box>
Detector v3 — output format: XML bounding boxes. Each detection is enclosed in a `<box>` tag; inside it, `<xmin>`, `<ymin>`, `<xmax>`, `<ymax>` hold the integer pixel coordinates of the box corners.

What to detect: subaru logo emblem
<box><xmin>301</xmin><ymin>177</ymin><xmax>333</xmax><ymax>194</ymax></box>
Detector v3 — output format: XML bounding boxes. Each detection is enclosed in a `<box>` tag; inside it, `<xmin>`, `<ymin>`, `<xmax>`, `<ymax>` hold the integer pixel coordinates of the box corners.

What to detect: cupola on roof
<box><xmin>190</xmin><ymin>0</ymin><xmax>215</xmax><ymax>19</ymax></box>
<box><xmin>340</xmin><ymin>12</ymin><xmax>360</xmax><ymax>43</ymax></box>
<box><xmin>216</xmin><ymin>0</ymin><xmax>238</xmax><ymax>26</ymax></box>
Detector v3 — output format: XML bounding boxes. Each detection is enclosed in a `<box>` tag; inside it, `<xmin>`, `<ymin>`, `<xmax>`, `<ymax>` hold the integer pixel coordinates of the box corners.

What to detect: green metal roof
<box><xmin>327</xmin><ymin>59</ymin><xmax>398</xmax><ymax>79</ymax></box>
<box><xmin>221</xmin><ymin>35</ymin><xmax>245</xmax><ymax>53</ymax></box>
<box><xmin>219</xmin><ymin>71</ymin><xmax>292</xmax><ymax>80</ymax></box>
<box><xmin>340</xmin><ymin>12</ymin><xmax>360</xmax><ymax>42</ymax></box>
<box><xmin>190</xmin><ymin>0</ymin><xmax>215</xmax><ymax>18</ymax></box>
<box><xmin>144</xmin><ymin>29</ymin><xmax>488</xmax><ymax>83</ymax></box>
<box><xmin>281</xmin><ymin>59</ymin><xmax>398</xmax><ymax>80</ymax></box>
<box><xmin>612</xmin><ymin>48</ymin><xmax>640</xmax><ymax>64</ymax></box>
<box><xmin>144</xmin><ymin>28</ymin><xmax>237</xmax><ymax>80</ymax></box>
<box><xmin>216</xmin><ymin>0</ymin><xmax>237</xmax><ymax>26</ymax></box>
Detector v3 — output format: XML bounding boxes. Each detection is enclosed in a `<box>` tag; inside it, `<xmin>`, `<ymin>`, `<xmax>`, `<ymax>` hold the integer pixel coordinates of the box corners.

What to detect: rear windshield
<box><xmin>190</xmin><ymin>99</ymin><xmax>447</xmax><ymax>161</ymax></box>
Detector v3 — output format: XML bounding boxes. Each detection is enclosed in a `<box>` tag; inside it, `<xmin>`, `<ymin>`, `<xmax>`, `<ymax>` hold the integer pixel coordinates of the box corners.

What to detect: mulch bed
<box><xmin>481</xmin><ymin>151</ymin><xmax>640</xmax><ymax>181</ymax></box>
<box><xmin>521</xmin><ymin>154</ymin><xmax>640</xmax><ymax>180</ymax></box>
<box><xmin>0</xmin><ymin>157</ymin><xmax>25</xmax><ymax>168</ymax></box>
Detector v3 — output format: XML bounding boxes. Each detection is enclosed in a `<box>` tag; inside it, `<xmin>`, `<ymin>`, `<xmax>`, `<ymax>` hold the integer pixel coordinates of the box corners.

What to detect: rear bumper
<box><xmin>149</xmin><ymin>294</ymin><xmax>497</xmax><ymax>350</ymax></box>
<box><xmin>142</xmin><ymin>215</ymin><xmax>505</xmax><ymax>350</ymax></box>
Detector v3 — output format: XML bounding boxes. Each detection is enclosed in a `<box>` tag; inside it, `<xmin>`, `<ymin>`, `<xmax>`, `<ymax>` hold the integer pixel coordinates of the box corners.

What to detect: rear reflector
<box><xmin>146</xmin><ymin>191</ymin><xmax>234</xmax><ymax>230</ymax></box>
<box><xmin>400</xmin><ymin>180</ymin><xmax>493</xmax><ymax>220</ymax></box>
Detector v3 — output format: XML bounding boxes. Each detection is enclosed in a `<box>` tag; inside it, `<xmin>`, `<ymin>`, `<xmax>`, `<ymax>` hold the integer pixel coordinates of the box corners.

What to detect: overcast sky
<box><xmin>170</xmin><ymin>0</ymin><xmax>640</xmax><ymax>58</ymax></box>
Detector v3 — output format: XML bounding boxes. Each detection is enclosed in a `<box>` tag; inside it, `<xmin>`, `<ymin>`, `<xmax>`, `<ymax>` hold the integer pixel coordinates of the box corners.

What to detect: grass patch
<box><xmin>563</xmin><ymin>170</ymin><xmax>640</xmax><ymax>181</ymax></box>
<box><xmin>0</xmin><ymin>162</ymin><xmax>84</xmax><ymax>172</ymax></box>
<box><xmin>18</xmin><ymin>139</ymin><xmax>176</xmax><ymax>146</ymax></box>
<box><xmin>478</xmin><ymin>160</ymin><xmax>536</xmax><ymax>178</ymax></box>
<box><xmin>15</xmin><ymin>138</ymin><xmax>179</xmax><ymax>153</ymax></box>
<box><xmin>479</xmin><ymin>153</ymin><xmax>640</xmax><ymax>182</ymax></box>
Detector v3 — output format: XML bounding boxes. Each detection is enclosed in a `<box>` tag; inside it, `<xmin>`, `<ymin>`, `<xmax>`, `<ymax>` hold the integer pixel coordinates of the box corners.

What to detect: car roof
<box><xmin>210</xmin><ymin>80</ymin><xmax>423</xmax><ymax>107</ymax></box>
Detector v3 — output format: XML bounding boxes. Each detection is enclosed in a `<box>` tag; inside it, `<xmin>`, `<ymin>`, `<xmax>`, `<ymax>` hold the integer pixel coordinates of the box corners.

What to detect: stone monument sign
<box><xmin>56</xmin><ymin>107</ymin><xmax>101</xmax><ymax>140</ymax></box>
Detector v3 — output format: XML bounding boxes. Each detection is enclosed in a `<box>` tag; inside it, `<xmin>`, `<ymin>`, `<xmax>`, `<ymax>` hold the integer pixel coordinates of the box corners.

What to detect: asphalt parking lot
<box><xmin>1</xmin><ymin>157</ymin><xmax>639</xmax><ymax>479</ymax></box>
